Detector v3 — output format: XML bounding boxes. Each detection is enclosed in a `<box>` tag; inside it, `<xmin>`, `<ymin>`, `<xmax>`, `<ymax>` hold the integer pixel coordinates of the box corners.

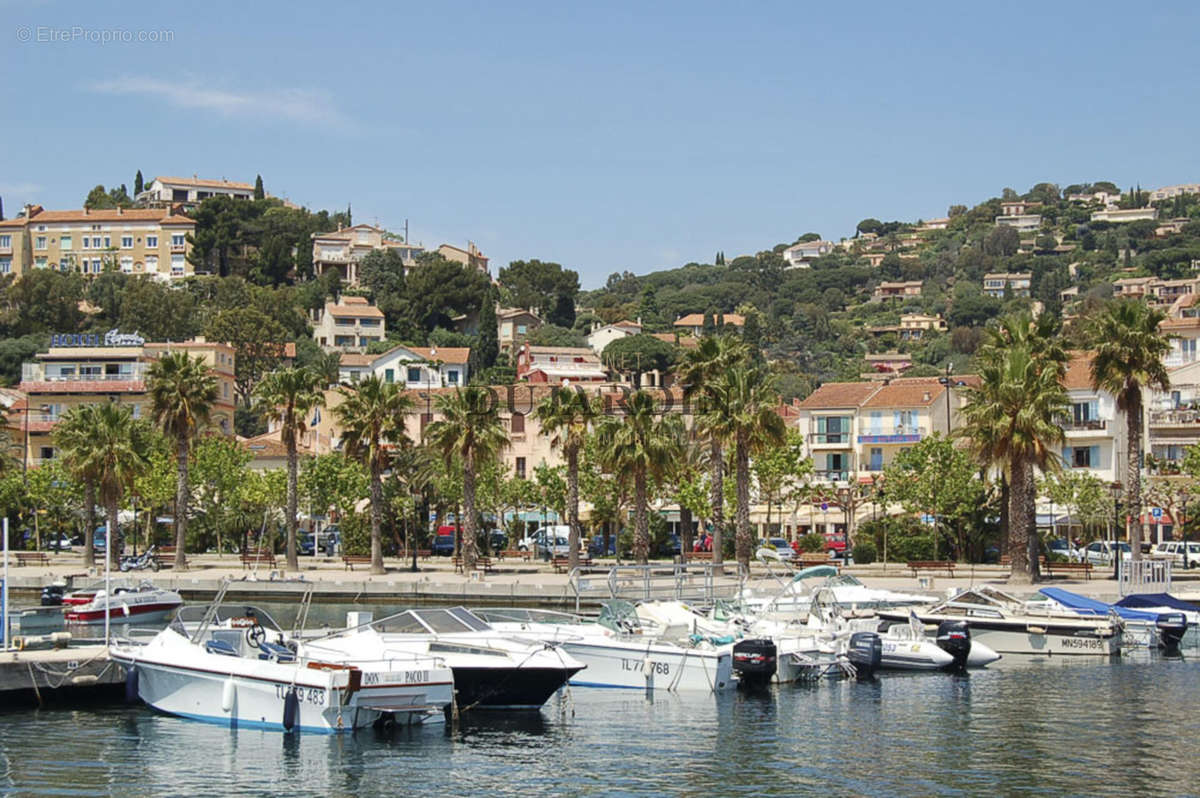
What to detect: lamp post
<box><xmin>836</xmin><ymin>485</ymin><xmax>853</xmax><ymax>561</ymax></box>
<box><xmin>413</xmin><ymin>387</ymin><xmax>432</xmax><ymax>573</ymax></box>
<box><xmin>1110</xmin><ymin>482</ymin><xmax>1123</xmax><ymax>581</ymax></box>
<box><xmin>938</xmin><ymin>363</ymin><xmax>954</xmax><ymax>436</ymax></box>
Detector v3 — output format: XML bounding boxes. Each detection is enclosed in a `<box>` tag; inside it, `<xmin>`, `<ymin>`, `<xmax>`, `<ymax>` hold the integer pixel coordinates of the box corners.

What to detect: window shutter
<box><xmin>1090</xmin><ymin>446</ymin><xmax>1100</xmax><ymax>468</ymax></box>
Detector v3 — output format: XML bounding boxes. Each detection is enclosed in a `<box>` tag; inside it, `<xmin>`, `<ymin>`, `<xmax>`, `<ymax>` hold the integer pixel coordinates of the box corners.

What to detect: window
<box><xmin>510</xmin><ymin>413</ymin><xmax>525</xmax><ymax>433</ymax></box>
<box><xmin>384</xmin><ymin>369</ymin><xmax>395</xmax><ymax>383</ymax></box>
<box><xmin>814</xmin><ymin>415</ymin><xmax>851</xmax><ymax>443</ymax></box>
<box><xmin>145</xmin><ymin>255</ymin><xmax>158</xmax><ymax>272</ymax></box>
<box><xmin>895</xmin><ymin>410</ymin><xmax>917</xmax><ymax>435</ymax></box>
<box><xmin>91</xmin><ymin>237</ymin><xmax>102</xmax><ymax>249</ymax></box>
<box><xmin>869</xmin><ymin>447</ymin><xmax>883</xmax><ymax>471</ymax></box>
<box><xmin>823</xmin><ymin>453</ymin><xmax>845</xmax><ymax>479</ymax></box>
<box><xmin>171</xmin><ymin>234</ymin><xmax>185</xmax><ymax>247</ymax></box>
<box><xmin>121</xmin><ymin>236</ymin><xmax>133</xmax><ymax>249</ymax></box>
<box><xmin>131</xmin><ymin>405</ymin><xmax>141</xmax><ymax>419</ymax></box>
<box><xmin>447</xmin><ymin>370</ymin><xmax>459</xmax><ymax>385</ymax></box>
<box><xmin>120</xmin><ymin>256</ymin><xmax>133</xmax><ymax>273</ymax></box>
<box><xmin>39</xmin><ymin>447</ymin><xmax>54</xmax><ymax>462</ymax></box>
<box><xmin>35</xmin><ymin>236</ymin><xmax>47</xmax><ymax>250</ymax></box>
<box><xmin>91</xmin><ymin>259</ymin><xmax>103</xmax><ymax>273</ymax></box>
<box><xmin>0</xmin><ymin>259</ymin><xmax>9</xmax><ymax>274</ymax></box>
<box><xmin>1181</xmin><ymin>339</ymin><xmax>1197</xmax><ymax>363</ymax></box>
<box><xmin>1068</xmin><ymin>446</ymin><xmax>1099</xmax><ymax>469</ymax></box>
<box><xmin>145</xmin><ymin>235</ymin><xmax>158</xmax><ymax>248</ymax></box>
<box><xmin>516</xmin><ymin>457</ymin><xmax>527</xmax><ymax>479</ymax></box>
<box><xmin>103</xmin><ymin>236</ymin><xmax>111</xmax><ymax>249</ymax></box>
<box><xmin>334</xmin><ymin>335</ymin><xmax>355</xmax><ymax>347</ymax></box>
<box><xmin>517</xmin><ymin>324</ymin><xmax>527</xmax><ymax>335</ymax></box>
<box><xmin>0</xmin><ymin>235</ymin><xmax>10</xmax><ymax>248</ymax></box>
<box><xmin>35</xmin><ymin>257</ymin><xmax>47</xmax><ymax>269</ymax></box>
<box><xmin>170</xmin><ymin>254</ymin><xmax>185</xmax><ymax>275</ymax></box>
<box><xmin>59</xmin><ymin>235</ymin><xmax>72</xmax><ymax>251</ymax></box>
<box><xmin>407</xmin><ymin>366</ymin><xmax>422</xmax><ymax>383</ymax></box>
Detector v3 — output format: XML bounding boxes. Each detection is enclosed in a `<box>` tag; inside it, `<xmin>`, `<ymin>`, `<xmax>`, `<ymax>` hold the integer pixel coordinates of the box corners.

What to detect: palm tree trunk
<box><xmin>566</xmin><ymin>444</ymin><xmax>580</xmax><ymax>571</ymax></box>
<box><xmin>634</xmin><ymin>468</ymin><xmax>649</xmax><ymax>565</ymax></box>
<box><xmin>83</xmin><ymin>482</ymin><xmax>96</xmax><ymax>569</ymax></box>
<box><xmin>1023</xmin><ymin>459</ymin><xmax>1041</xmax><ymax>582</ymax></box>
<box><xmin>106</xmin><ymin>496</ymin><xmax>120</xmax><ymax>571</ymax></box>
<box><xmin>369</xmin><ymin>460</ymin><xmax>385</xmax><ymax>575</ymax></box>
<box><xmin>174</xmin><ymin>436</ymin><xmax>189</xmax><ymax>571</ymax></box>
<box><xmin>709</xmin><ymin>434</ymin><xmax>725</xmax><ymax>566</ymax></box>
<box><xmin>463</xmin><ymin>453</ymin><xmax>478</xmax><ymax>571</ymax></box>
<box><xmin>285</xmin><ymin>438</ymin><xmax>299</xmax><ymax>572</ymax></box>
<box><xmin>735</xmin><ymin>430</ymin><xmax>752</xmax><ymax>570</ymax></box>
<box><xmin>679</xmin><ymin>506</ymin><xmax>693</xmax><ymax>559</ymax></box>
<box><xmin>1126</xmin><ymin>387</ymin><xmax>1144</xmax><ymax>561</ymax></box>
<box><xmin>1008</xmin><ymin>458</ymin><xmax>1033</xmax><ymax>583</ymax></box>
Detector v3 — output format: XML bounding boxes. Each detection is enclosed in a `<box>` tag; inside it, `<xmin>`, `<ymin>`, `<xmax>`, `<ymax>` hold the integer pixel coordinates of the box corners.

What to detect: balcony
<box><xmin>1062</xmin><ymin>418</ymin><xmax>1107</xmax><ymax>432</ymax></box>
<box><xmin>22</xmin><ymin>363</ymin><xmax>149</xmax><ymax>383</ymax></box>
<box><xmin>814</xmin><ymin>469</ymin><xmax>850</xmax><ymax>482</ymax></box>
<box><xmin>170</xmin><ymin>243</ymin><xmax>187</xmax><ymax>253</ymax></box>
<box><xmin>1150</xmin><ymin>409</ymin><xmax>1200</xmax><ymax>427</ymax></box>
<box><xmin>808</xmin><ymin>432</ymin><xmax>853</xmax><ymax>448</ymax></box>
<box><xmin>857</xmin><ymin>427</ymin><xmax>926</xmax><ymax>444</ymax></box>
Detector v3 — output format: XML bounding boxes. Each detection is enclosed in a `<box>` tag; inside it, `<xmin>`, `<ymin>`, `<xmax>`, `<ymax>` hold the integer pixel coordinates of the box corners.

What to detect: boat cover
<box><xmin>1115</xmin><ymin>593</ymin><xmax>1200</xmax><ymax>612</ymax></box>
<box><xmin>791</xmin><ymin>565</ymin><xmax>839</xmax><ymax>582</ymax></box>
<box><xmin>1038</xmin><ymin>588</ymin><xmax>1160</xmax><ymax>622</ymax></box>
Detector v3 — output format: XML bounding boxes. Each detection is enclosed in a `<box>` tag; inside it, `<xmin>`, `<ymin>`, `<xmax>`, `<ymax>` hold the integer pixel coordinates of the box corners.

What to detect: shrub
<box><xmin>797</xmin><ymin>533</ymin><xmax>826</xmax><ymax>553</ymax></box>
<box><xmin>340</xmin><ymin>511</ymin><xmax>371</xmax><ymax>556</ymax></box>
<box><xmin>852</xmin><ymin>541</ymin><xmax>877</xmax><ymax>564</ymax></box>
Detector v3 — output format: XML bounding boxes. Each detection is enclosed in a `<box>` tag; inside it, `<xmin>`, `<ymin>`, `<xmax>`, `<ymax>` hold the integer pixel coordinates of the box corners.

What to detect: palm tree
<box><xmin>959</xmin><ymin>313</ymin><xmax>1068</xmax><ymax>582</ymax></box>
<box><xmin>535</xmin><ymin>386</ymin><xmax>599</xmax><ymax>571</ymax></box>
<box><xmin>426</xmin><ymin>387</ymin><xmax>508</xmax><ymax>572</ymax></box>
<box><xmin>596</xmin><ymin>390</ymin><xmax>683</xmax><ymax>564</ymax></box>
<box><xmin>53</xmin><ymin>404</ymin><xmax>104</xmax><ymax>568</ymax></box>
<box><xmin>58</xmin><ymin>403</ymin><xmax>152</xmax><ymax>567</ymax></box>
<box><xmin>706</xmin><ymin>366</ymin><xmax>787</xmax><ymax>570</ymax></box>
<box><xmin>147</xmin><ymin>352</ymin><xmax>218</xmax><ymax>571</ymax></box>
<box><xmin>254</xmin><ymin>367</ymin><xmax>326</xmax><ymax>572</ymax></box>
<box><xmin>1089</xmin><ymin>299</ymin><xmax>1171</xmax><ymax>560</ymax></box>
<box><xmin>677</xmin><ymin>334</ymin><xmax>750</xmax><ymax>566</ymax></box>
<box><xmin>335</xmin><ymin>375</ymin><xmax>412</xmax><ymax>575</ymax></box>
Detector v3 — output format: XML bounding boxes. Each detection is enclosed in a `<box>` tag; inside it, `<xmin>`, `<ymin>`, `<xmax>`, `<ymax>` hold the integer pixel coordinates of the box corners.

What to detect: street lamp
<box><xmin>836</xmin><ymin>485</ymin><xmax>853</xmax><ymax>560</ymax></box>
<box><xmin>937</xmin><ymin>363</ymin><xmax>954</xmax><ymax>436</ymax></box>
<box><xmin>1109</xmin><ymin>482</ymin><xmax>1123</xmax><ymax>580</ymax></box>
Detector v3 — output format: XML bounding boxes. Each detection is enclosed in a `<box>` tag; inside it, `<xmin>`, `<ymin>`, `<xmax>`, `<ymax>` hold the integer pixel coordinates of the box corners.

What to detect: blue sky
<box><xmin>2</xmin><ymin>1</ymin><xmax>1198</xmax><ymax>287</ymax></box>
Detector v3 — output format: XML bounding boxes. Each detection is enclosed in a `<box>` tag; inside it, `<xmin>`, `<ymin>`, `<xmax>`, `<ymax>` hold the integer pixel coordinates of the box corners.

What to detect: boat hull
<box><xmin>66</xmin><ymin>603</ymin><xmax>179</xmax><ymax>625</ymax></box>
<box><xmin>948</xmin><ymin>623</ymin><xmax>1118</xmax><ymax>656</ymax></box>
<box><xmin>560</xmin><ymin>641</ymin><xmax>732</xmax><ymax>692</ymax></box>
<box><xmin>451</xmin><ymin>666</ymin><xmax>582</xmax><ymax>709</ymax></box>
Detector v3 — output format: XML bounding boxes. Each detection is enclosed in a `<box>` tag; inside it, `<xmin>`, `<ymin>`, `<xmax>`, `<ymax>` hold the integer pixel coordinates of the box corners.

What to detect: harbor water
<box><xmin>4</xmin><ymin>602</ymin><xmax>1200</xmax><ymax>796</ymax></box>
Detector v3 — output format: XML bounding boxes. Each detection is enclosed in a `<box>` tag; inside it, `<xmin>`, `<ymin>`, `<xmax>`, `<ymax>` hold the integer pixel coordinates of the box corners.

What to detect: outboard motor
<box><xmin>1155</xmin><ymin>613</ymin><xmax>1188</xmax><ymax>651</ymax></box>
<box><xmin>847</xmin><ymin>632</ymin><xmax>882</xmax><ymax>681</ymax></box>
<box><xmin>935</xmin><ymin>620</ymin><xmax>971</xmax><ymax>672</ymax></box>
<box><xmin>40</xmin><ymin>584</ymin><xmax>64</xmax><ymax>607</ymax></box>
<box><xmin>733</xmin><ymin>638</ymin><xmax>777</xmax><ymax>690</ymax></box>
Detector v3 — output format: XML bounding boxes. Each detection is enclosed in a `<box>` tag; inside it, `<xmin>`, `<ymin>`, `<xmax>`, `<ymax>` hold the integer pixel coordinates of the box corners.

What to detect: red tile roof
<box><xmin>0</xmin><ymin>207</ymin><xmax>194</xmax><ymax>227</ymax></box>
<box><xmin>674</xmin><ymin>313</ymin><xmax>745</xmax><ymax>328</ymax></box>
<box><xmin>862</xmin><ymin>378</ymin><xmax>946</xmax><ymax>408</ymax></box>
<box><xmin>795</xmin><ymin>382</ymin><xmax>880</xmax><ymax>409</ymax></box>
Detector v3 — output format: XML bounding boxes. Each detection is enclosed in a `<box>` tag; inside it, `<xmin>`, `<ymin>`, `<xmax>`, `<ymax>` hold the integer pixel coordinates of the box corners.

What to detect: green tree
<box><xmin>751</xmin><ymin>428</ymin><xmax>812</xmax><ymax>536</ymax></box>
<box><xmin>883</xmin><ymin>434</ymin><xmax>986</xmax><ymax>560</ymax></box>
<box><xmin>134</xmin><ymin>170</ymin><xmax>144</xmax><ymax>196</ymax></box>
<box><xmin>601</xmin><ymin>334</ymin><xmax>675</xmax><ymax>386</ymax></box>
<box><xmin>707</xmin><ymin>366</ymin><xmax>787</xmax><ymax>568</ymax></box>
<box><xmin>254</xmin><ymin>175</ymin><xmax>265</xmax><ymax>200</ymax></box>
<box><xmin>403</xmin><ymin>254</ymin><xmax>491</xmax><ymax>330</ymax></box>
<box><xmin>335</xmin><ymin>376</ymin><xmax>413</xmax><ymax>574</ymax></box>
<box><xmin>1040</xmin><ymin>470</ymin><xmax>1111</xmax><ymax>542</ymax></box>
<box><xmin>254</xmin><ymin>367</ymin><xmax>326</xmax><ymax>571</ymax></box>
<box><xmin>959</xmin><ymin>313</ymin><xmax>1068</xmax><ymax>582</ymax></box>
<box><xmin>426</xmin><ymin>387</ymin><xmax>509</xmax><ymax>571</ymax></box>
<box><xmin>596</xmin><ymin>391</ymin><xmax>683</xmax><ymax>564</ymax></box>
<box><xmin>535</xmin><ymin>387</ymin><xmax>600</xmax><ymax>569</ymax></box>
<box><xmin>53</xmin><ymin>405</ymin><xmax>105</xmax><ymax>567</ymax></box>
<box><xmin>498</xmin><ymin>259</ymin><xmax>580</xmax><ymax>323</ymax></box>
<box><xmin>205</xmin><ymin>307</ymin><xmax>289</xmax><ymax>406</ymax></box>
<box><xmin>1089</xmin><ymin>299</ymin><xmax>1172</xmax><ymax>559</ymax></box>
<box><xmin>475</xmin><ymin>289</ymin><xmax>499</xmax><ymax>373</ymax></box>
<box><xmin>147</xmin><ymin>352</ymin><xmax>219</xmax><ymax>570</ymax></box>
<box><xmin>188</xmin><ymin>435</ymin><xmax>253</xmax><ymax>555</ymax></box>
<box><xmin>677</xmin><ymin>334</ymin><xmax>750</xmax><ymax>566</ymax></box>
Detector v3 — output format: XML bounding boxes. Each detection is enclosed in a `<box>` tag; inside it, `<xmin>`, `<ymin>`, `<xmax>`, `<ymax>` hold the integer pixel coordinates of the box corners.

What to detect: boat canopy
<box><xmin>1039</xmin><ymin>588</ymin><xmax>1159</xmax><ymax>622</ymax></box>
<box><xmin>1115</xmin><ymin>593</ymin><xmax>1200</xmax><ymax>612</ymax></box>
<box><xmin>791</xmin><ymin>565</ymin><xmax>839</xmax><ymax>582</ymax></box>
<box><xmin>373</xmin><ymin>607</ymin><xmax>493</xmax><ymax>635</ymax></box>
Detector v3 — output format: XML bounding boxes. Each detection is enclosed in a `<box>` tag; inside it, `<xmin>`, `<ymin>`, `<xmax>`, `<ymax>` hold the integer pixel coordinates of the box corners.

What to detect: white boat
<box><xmin>476</xmin><ymin>606</ymin><xmax>734</xmax><ymax>692</ymax></box>
<box><xmin>740</xmin><ymin>566</ymin><xmax>937</xmax><ymax>620</ymax></box>
<box><xmin>109</xmin><ymin>605</ymin><xmax>454</xmax><ymax>733</ymax></box>
<box><xmin>65</xmin><ymin>582</ymin><xmax>182</xmax><ymax>625</ymax></box>
<box><xmin>1033</xmin><ymin>588</ymin><xmax>1190</xmax><ymax>650</ymax></box>
<box><xmin>878</xmin><ymin>586</ymin><xmax>1122</xmax><ymax>657</ymax></box>
<box><xmin>302</xmin><ymin>607</ymin><xmax>585</xmax><ymax>711</ymax></box>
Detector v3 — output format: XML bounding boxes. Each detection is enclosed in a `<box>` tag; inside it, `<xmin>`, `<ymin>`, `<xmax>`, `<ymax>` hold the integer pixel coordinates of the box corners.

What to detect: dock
<box><xmin>0</xmin><ymin>645</ymin><xmax>125</xmax><ymax>707</ymax></box>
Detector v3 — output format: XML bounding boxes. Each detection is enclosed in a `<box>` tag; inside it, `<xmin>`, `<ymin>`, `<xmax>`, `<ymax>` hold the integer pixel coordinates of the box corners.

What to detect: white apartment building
<box><xmin>136</xmin><ymin>175</ymin><xmax>254</xmax><ymax>207</ymax></box>
<box><xmin>1150</xmin><ymin>184</ymin><xmax>1200</xmax><ymax>202</ymax></box>
<box><xmin>782</xmin><ymin>240</ymin><xmax>834</xmax><ymax>269</ymax></box>
<box><xmin>982</xmin><ymin>272</ymin><xmax>1032</xmax><ymax>298</ymax></box>
<box><xmin>311</xmin><ymin>224</ymin><xmax>424</xmax><ymax>286</ymax></box>
<box><xmin>1091</xmin><ymin>207</ymin><xmax>1159</xmax><ymax>223</ymax></box>
<box><xmin>994</xmin><ymin>214</ymin><xmax>1043</xmax><ymax>232</ymax></box>
<box><xmin>337</xmin><ymin>345</ymin><xmax>469</xmax><ymax>388</ymax></box>
<box><xmin>1058</xmin><ymin>353</ymin><xmax>1125</xmax><ymax>484</ymax></box>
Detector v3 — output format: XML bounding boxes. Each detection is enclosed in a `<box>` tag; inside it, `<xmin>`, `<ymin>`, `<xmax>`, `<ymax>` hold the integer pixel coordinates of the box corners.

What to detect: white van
<box><xmin>518</xmin><ymin>524</ymin><xmax>573</xmax><ymax>559</ymax></box>
<box><xmin>1150</xmin><ymin>541</ymin><xmax>1200</xmax><ymax>568</ymax></box>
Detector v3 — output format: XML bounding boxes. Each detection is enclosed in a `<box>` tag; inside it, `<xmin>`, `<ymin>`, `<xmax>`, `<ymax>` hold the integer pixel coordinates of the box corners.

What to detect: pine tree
<box><xmin>702</xmin><ymin>310</ymin><xmax>716</xmax><ymax>336</ymax></box>
<box><xmin>254</xmin><ymin>175</ymin><xmax>265</xmax><ymax>200</ymax></box>
<box><xmin>0</xmin><ymin>195</ymin><xmax>5</xmax><ymax>221</ymax></box>
<box><xmin>134</xmin><ymin>170</ymin><xmax>144</xmax><ymax>196</ymax></box>
<box><xmin>476</xmin><ymin>288</ymin><xmax>498</xmax><ymax>372</ymax></box>
<box><xmin>346</xmin><ymin>203</ymin><xmax>352</xmax><ymax>225</ymax></box>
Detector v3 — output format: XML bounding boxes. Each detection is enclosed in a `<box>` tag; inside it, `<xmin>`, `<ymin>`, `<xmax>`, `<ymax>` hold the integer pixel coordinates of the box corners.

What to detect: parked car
<box><xmin>487</xmin><ymin>529</ymin><xmax>507</xmax><ymax>552</ymax></box>
<box><xmin>823</xmin><ymin>531</ymin><xmax>847</xmax><ymax>557</ymax></box>
<box><xmin>756</xmin><ymin>537</ymin><xmax>796</xmax><ymax>562</ymax></box>
<box><xmin>1082</xmin><ymin>540</ymin><xmax>1133</xmax><ymax>566</ymax></box>
<box><xmin>588</xmin><ymin>535</ymin><xmax>616</xmax><ymax>556</ymax></box>
<box><xmin>1046</xmin><ymin>538</ymin><xmax>1079</xmax><ymax>561</ymax></box>
<box><xmin>519</xmin><ymin>525</ymin><xmax>573</xmax><ymax>559</ymax></box>
<box><xmin>1150</xmin><ymin>541</ymin><xmax>1200</xmax><ymax>568</ymax></box>
<box><xmin>431</xmin><ymin>531</ymin><xmax>456</xmax><ymax>556</ymax></box>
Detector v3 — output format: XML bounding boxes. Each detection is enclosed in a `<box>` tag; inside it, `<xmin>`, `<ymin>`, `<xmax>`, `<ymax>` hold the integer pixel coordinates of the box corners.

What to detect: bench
<box><xmin>416</xmin><ymin>549</ymin><xmax>432</xmax><ymax>560</ymax></box>
<box><xmin>908</xmin><ymin>560</ymin><xmax>956</xmax><ymax>577</ymax></box>
<box><xmin>452</xmin><ymin>555</ymin><xmax>493</xmax><ymax>573</ymax></box>
<box><xmin>797</xmin><ymin>552</ymin><xmax>834</xmax><ymax>567</ymax></box>
<box><xmin>153</xmin><ymin>545</ymin><xmax>178</xmax><ymax>567</ymax></box>
<box><xmin>241</xmin><ymin>551</ymin><xmax>276</xmax><ymax>569</ymax></box>
<box><xmin>685</xmin><ymin>551</ymin><xmax>714</xmax><ymax>561</ymax></box>
<box><xmin>1043</xmin><ymin>560</ymin><xmax>1094</xmax><ymax>580</ymax></box>
<box><xmin>15</xmin><ymin>552</ymin><xmax>50</xmax><ymax>567</ymax></box>
<box><xmin>342</xmin><ymin>555</ymin><xmax>373</xmax><ymax>571</ymax></box>
<box><xmin>552</xmin><ymin>556</ymin><xmax>593</xmax><ymax>573</ymax></box>
<box><xmin>1000</xmin><ymin>555</ymin><xmax>1047</xmax><ymax>568</ymax></box>
<box><xmin>498</xmin><ymin>549</ymin><xmax>533</xmax><ymax>562</ymax></box>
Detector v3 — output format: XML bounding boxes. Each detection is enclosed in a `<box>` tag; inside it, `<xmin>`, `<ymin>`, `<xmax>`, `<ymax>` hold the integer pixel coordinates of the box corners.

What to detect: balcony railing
<box><xmin>1062</xmin><ymin>418</ymin><xmax>1107</xmax><ymax>431</ymax></box>
<box><xmin>22</xmin><ymin>363</ymin><xmax>149</xmax><ymax>382</ymax></box>
<box><xmin>808</xmin><ymin>433</ymin><xmax>852</xmax><ymax>445</ymax></box>
<box><xmin>1150</xmin><ymin>409</ymin><xmax>1200</xmax><ymax>426</ymax></box>
<box><xmin>814</xmin><ymin>469</ymin><xmax>850</xmax><ymax>482</ymax></box>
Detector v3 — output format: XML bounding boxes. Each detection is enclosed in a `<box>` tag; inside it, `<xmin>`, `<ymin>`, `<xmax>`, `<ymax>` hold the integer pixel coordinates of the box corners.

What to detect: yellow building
<box><xmin>0</xmin><ymin>205</ymin><xmax>196</xmax><ymax>279</ymax></box>
<box><xmin>15</xmin><ymin>335</ymin><xmax>236</xmax><ymax>467</ymax></box>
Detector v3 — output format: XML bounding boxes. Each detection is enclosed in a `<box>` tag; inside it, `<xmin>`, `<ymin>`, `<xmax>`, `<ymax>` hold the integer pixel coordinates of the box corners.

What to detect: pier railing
<box><xmin>567</xmin><ymin>562</ymin><xmax>745</xmax><ymax>612</ymax></box>
<box><xmin>1118</xmin><ymin>559</ymin><xmax>1171</xmax><ymax>596</ymax></box>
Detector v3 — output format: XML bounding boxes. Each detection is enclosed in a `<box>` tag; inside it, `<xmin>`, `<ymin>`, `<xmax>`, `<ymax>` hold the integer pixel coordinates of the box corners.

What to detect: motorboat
<box><xmin>475</xmin><ymin>606</ymin><xmax>734</xmax><ymax>692</ymax></box>
<box><xmin>740</xmin><ymin>566</ymin><xmax>937</xmax><ymax>620</ymax></box>
<box><xmin>64</xmin><ymin>582</ymin><xmax>183</xmax><ymax>625</ymax></box>
<box><xmin>302</xmin><ymin>607</ymin><xmax>585</xmax><ymax>711</ymax></box>
<box><xmin>109</xmin><ymin>605</ymin><xmax>454</xmax><ymax>733</ymax></box>
<box><xmin>879</xmin><ymin>586</ymin><xmax>1121</xmax><ymax>656</ymax></box>
<box><xmin>1034</xmin><ymin>588</ymin><xmax>1189</xmax><ymax>650</ymax></box>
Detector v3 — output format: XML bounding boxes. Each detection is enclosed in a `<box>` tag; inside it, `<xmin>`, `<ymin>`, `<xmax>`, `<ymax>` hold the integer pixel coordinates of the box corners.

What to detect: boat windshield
<box><xmin>169</xmin><ymin>604</ymin><xmax>283</xmax><ymax>635</ymax></box>
<box><xmin>828</xmin><ymin>575</ymin><xmax>864</xmax><ymax>588</ymax></box>
<box><xmin>373</xmin><ymin>607</ymin><xmax>493</xmax><ymax>635</ymax></box>
<box><xmin>473</xmin><ymin>608</ymin><xmax>584</xmax><ymax>625</ymax></box>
